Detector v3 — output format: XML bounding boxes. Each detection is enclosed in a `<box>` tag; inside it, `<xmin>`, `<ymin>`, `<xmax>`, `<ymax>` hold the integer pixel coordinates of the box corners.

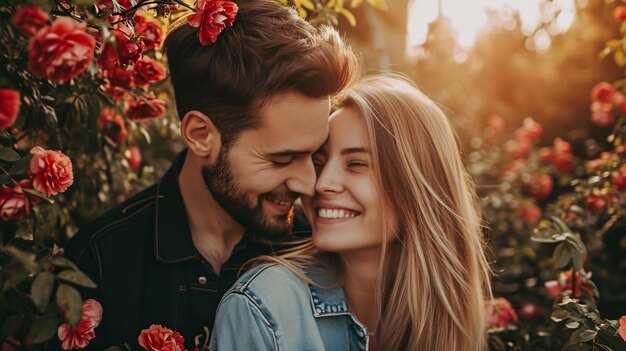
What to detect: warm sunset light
<box><xmin>406</xmin><ymin>0</ymin><xmax>581</xmax><ymax>56</ymax></box>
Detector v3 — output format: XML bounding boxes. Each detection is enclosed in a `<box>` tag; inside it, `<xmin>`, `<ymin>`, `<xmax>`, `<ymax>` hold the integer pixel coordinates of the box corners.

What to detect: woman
<box><xmin>209</xmin><ymin>75</ymin><xmax>492</xmax><ymax>351</ymax></box>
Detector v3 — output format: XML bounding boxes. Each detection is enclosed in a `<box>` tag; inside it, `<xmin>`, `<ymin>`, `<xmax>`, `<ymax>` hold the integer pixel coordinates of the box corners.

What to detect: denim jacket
<box><xmin>209</xmin><ymin>262</ymin><xmax>371</xmax><ymax>350</ymax></box>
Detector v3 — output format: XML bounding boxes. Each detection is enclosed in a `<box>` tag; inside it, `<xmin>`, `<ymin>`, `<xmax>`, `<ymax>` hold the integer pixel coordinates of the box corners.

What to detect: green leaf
<box><xmin>562</xmin><ymin>343</ymin><xmax>593</xmax><ymax>351</ymax></box>
<box><xmin>570</xmin><ymin>328</ymin><xmax>597</xmax><ymax>343</ymax></box>
<box><xmin>57</xmin><ymin>270</ymin><xmax>97</xmax><ymax>289</ymax></box>
<box><xmin>553</xmin><ymin>242</ymin><xmax>572</xmax><ymax>268</ymax></box>
<box><xmin>48</xmin><ymin>256</ymin><xmax>79</xmax><ymax>271</ymax></box>
<box><xmin>10</xmin><ymin>155</ymin><xmax>33</xmax><ymax>174</ymax></box>
<box><xmin>551</xmin><ymin>307</ymin><xmax>569</xmax><ymax>322</ymax></box>
<box><xmin>0</xmin><ymin>147</ymin><xmax>21</xmax><ymax>162</ymax></box>
<box><xmin>56</xmin><ymin>284</ymin><xmax>83</xmax><ymax>328</ymax></box>
<box><xmin>31</xmin><ymin>271</ymin><xmax>55</xmax><ymax>312</ymax></box>
<box><xmin>5</xmin><ymin>246</ymin><xmax>40</xmax><ymax>274</ymax></box>
<box><xmin>572</xmin><ymin>250</ymin><xmax>583</xmax><ymax>272</ymax></box>
<box><xmin>1</xmin><ymin>314</ymin><xmax>24</xmax><ymax>338</ymax></box>
<box><xmin>23</xmin><ymin>188</ymin><xmax>54</xmax><ymax>204</ymax></box>
<box><xmin>29</xmin><ymin>313</ymin><xmax>61</xmax><ymax>344</ymax></box>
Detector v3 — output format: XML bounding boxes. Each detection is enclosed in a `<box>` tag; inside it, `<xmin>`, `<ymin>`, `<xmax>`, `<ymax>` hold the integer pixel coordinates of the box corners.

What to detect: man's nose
<box><xmin>285</xmin><ymin>158</ymin><xmax>316</xmax><ymax>197</ymax></box>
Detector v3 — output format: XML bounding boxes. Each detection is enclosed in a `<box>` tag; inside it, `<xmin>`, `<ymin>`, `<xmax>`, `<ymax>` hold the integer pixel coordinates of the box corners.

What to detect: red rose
<box><xmin>591</xmin><ymin>102</ymin><xmax>615</xmax><ymax>126</ymax></box>
<box><xmin>134</xmin><ymin>56</ymin><xmax>166</xmax><ymax>87</ymax></box>
<box><xmin>515</xmin><ymin>203</ymin><xmax>541</xmax><ymax>225</ymax></box>
<box><xmin>517</xmin><ymin>302</ymin><xmax>544</xmax><ymax>320</ymax></box>
<box><xmin>591</xmin><ymin>82</ymin><xmax>615</xmax><ymax>104</ymax></box>
<box><xmin>485</xmin><ymin>297</ymin><xmax>518</xmax><ymax>330</ymax></box>
<box><xmin>12</xmin><ymin>6</ymin><xmax>49</xmax><ymax>36</ymax></box>
<box><xmin>127</xmin><ymin>93</ymin><xmax>166</xmax><ymax>121</ymax></box>
<box><xmin>486</xmin><ymin>114</ymin><xmax>505</xmax><ymax>133</ymax></box>
<box><xmin>0</xmin><ymin>180</ymin><xmax>33</xmax><ymax>221</ymax></box>
<box><xmin>2</xmin><ymin>336</ymin><xmax>31</xmax><ymax>351</ymax></box>
<box><xmin>585</xmin><ymin>195</ymin><xmax>607</xmax><ymax>212</ymax></box>
<box><xmin>188</xmin><ymin>0</ymin><xmax>238</xmax><ymax>45</ymax></box>
<box><xmin>525</xmin><ymin>174</ymin><xmax>553</xmax><ymax>201</ymax></box>
<box><xmin>542</xmin><ymin>138</ymin><xmax>574</xmax><ymax>172</ymax></box>
<box><xmin>0</xmin><ymin>89</ymin><xmax>21</xmax><ymax>130</ymax></box>
<box><xmin>614</xmin><ymin>174</ymin><xmax>626</xmax><ymax>190</ymax></box>
<box><xmin>515</xmin><ymin>118</ymin><xmax>542</xmax><ymax>142</ymax></box>
<box><xmin>619</xmin><ymin>316</ymin><xmax>626</xmax><ymax>342</ymax></box>
<box><xmin>135</xmin><ymin>17</ymin><xmax>163</xmax><ymax>51</ymax></box>
<box><xmin>544</xmin><ymin>270</ymin><xmax>594</xmax><ymax>298</ymax></box>
<box><xmin>126</xmin><ymin>146</ymin><xmax>142</xmax><ymax>170</ymax></box>
<box><xmin>138</xmin><ymin>325</ymin><xmax>185</xmax><ymax>351</ymax></box>
<box><xmin>507</xmin><ymin>137</ymin><xmax>533</xmax><ymax>160</ymax></box>
<box><xmin>29</xmin><ymin>146</ymin><xmax>74</xmax><ymax>197</ymax></box>
<box><xmin>107</xmin><ymin>67</ymin><xmax>134</xmax><ymax>88</ymax></box>
<box><xmin>96</xmin><ymin>0</ymin><xmax>132</xmax><ymax>10</ymax></box>
<box><xmin>98</xmin><ymin>109</ymin><xmax>128</xmax><ymax>145</ymax></box>
<box><xmin>97</xmin><ymin>29</ymin><xmax>144</xmax><ymax>70</ymax></box>
<box><xmin>58</xmin><ymin>299</ymin><xmax>103</xmax><ymax>350</ymax></box>
<box><xmin>28</xmin><ymin>17</ymin><xmax>96</xmax><ymax>83</ymax></box>
<box><xmin>616</xmin><ymin>6</ymin><xmax>626</xmax><ymax>22</ymax></box>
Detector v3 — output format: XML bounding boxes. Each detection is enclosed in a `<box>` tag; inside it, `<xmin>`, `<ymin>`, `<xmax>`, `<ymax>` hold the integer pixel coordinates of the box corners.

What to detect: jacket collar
<box><xmin>154</xmin><ymin>149</ymin><xmax>199</xmax><ymax>263</ymax></box>
<box><xmin>306</xmin><ymin>263</ymin><xmax>351</xmax><ymax>317</ymax></box>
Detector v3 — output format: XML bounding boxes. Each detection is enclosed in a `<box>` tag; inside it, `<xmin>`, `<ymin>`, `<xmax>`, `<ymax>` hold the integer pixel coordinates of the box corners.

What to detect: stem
<box><xmin>571</xmin><ymin>265</ymin><xmax>578</xmax><ymax>298</ymax></box>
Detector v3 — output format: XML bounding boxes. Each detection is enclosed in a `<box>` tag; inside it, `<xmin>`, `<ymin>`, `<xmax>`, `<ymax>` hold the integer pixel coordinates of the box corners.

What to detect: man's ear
<box><xmin>181</xmin><ymin>110</ymin><xmax>222</xmax><ymax>162</ymax></box>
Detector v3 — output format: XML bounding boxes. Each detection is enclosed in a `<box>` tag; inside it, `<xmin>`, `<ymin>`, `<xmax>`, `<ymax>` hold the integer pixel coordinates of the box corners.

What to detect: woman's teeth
<box><xmin>317</xmin><ymin>208</ymin><xmax>358</xmax><ymax>219</ymax></box>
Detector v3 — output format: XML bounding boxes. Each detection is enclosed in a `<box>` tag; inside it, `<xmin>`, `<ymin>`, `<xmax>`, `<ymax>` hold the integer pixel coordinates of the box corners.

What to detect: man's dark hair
<box><xmin>164</xmin><ymin>0</ymin><xmax>358</xmax><ymax>147</ymax></box>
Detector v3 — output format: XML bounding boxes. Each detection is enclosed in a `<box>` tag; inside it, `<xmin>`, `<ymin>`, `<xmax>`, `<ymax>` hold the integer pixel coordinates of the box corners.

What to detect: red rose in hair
<box><xmin>29</xmin><ymin>146</ymin><xmax>74</xmax><ymax>197</ymax></box>
<box><xmin>138</xmin><ymin>325</ymin><xmax>185</xmax><ymax>351</ymax></box>
<box><xmin>127</xmin><ymin>93</ymin><xmax>166</xmax><ymax>121</ymax></box>
<box><xmin>12</xmin><ymin>6</ymin><xmax>49</xmax><ymax>36</ymax></box>
<box><xmin>98</xmin><ymin>109</ymin><xmax>128</xmax><ymax>145</ymax></box>
<box><xmin>485</xmin><ymin>297</ymin><xmax>518</xmax><ymax>330</ymax></box>
<box><xmin>28</xmin><ymin>17</ymin><xmax>96</xmax><ymax>83</ymax></box>
<box><xmin>188</xmin><ymin>0</ymin><xmax>238</xmax><ymax>45</ymax></box>
<box><xmin>591</xmin><ymin>82</ymin><xmax>615</xmax><ymax>104</ymax></box>
<box><xmin>135</xmin><ymin>16</ymin><xmax>163</xmax><ymax>51</ymax></box>
<box><xmin>0</xmin><ymin>180</ymin><xmax>33</xmax><ymax>221</ymax></box>
<box><xmin>57</xmin><ymin>299</ymin><xmax>103</xmax><ymax>350</ymax></box>
<box><xmin>0</xmin><ymin>89</ymin><xmax>21</xmax><ymax>130</ymax></box>
<box><xmin>134</xmin><ymin>56</ymin><xmax>166</xmax><ymax>87</ymax></box>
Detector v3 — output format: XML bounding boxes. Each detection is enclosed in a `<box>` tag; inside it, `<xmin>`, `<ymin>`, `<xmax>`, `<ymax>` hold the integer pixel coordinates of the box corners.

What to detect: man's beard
<box><xmin>202</xmin><ymin>148</ymin><xmax>295</xmax><ymax>240</ymax></box>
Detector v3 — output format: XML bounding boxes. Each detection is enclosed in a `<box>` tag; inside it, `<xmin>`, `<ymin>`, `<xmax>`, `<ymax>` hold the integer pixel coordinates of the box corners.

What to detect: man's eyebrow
<box><xmin>340</xmin><ymin>147</ymin><xmax>370</xmax><ymax>155</ymax></box>
<box><xmin>267</xmin><ymin>150</ymin><xmax>314</xmax><ymax>157</ymax></box>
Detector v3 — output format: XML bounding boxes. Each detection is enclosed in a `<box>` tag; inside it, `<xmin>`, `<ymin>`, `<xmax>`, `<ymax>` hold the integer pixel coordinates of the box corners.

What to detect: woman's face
<box><xmin>302</xmin><ymin>107</ymin><xmax>397</xmax><ymax>254</ymax></box>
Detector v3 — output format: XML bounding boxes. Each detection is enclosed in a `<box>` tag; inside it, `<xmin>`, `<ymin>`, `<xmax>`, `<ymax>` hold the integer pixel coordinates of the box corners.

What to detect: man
<box><xmin>63</xmin><ymin>0</ymin><xmax>357</xmax><ymax>349</ymax></box>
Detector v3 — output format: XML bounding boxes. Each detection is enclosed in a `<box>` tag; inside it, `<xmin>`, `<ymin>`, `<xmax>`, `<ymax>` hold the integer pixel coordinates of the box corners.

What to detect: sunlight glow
<box><xmin>406</xmin><ymin>0</ymin><xmax>578</xmax><ymax>58</ymax></box>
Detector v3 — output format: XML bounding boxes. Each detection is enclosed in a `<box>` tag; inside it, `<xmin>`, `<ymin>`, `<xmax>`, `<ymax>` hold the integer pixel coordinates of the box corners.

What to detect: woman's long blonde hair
<box><xmin>262</xmin><ymin>74</ymin><xmax>492</xmax><ymax>351</ymax></box>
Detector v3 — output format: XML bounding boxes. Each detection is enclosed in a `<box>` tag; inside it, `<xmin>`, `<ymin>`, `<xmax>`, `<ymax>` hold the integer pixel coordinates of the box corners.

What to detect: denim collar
<box><xmin>306</xmin><ymin>263</ymin><xmax>351</xmax><ymax>317</ymax></box>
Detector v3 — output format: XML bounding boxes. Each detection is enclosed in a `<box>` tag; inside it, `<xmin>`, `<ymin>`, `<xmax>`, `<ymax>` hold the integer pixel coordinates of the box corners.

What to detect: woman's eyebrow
<box><xmin>340</xmin><ymin>147</ymin><xmax>370</xmax><ymax>155</ymax></box>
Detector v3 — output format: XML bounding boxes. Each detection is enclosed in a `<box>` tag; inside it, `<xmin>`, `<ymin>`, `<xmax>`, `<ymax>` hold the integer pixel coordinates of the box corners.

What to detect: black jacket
<box><xmin>64</xmin><ymin>150</ymin><xmax>310</xmax><ymax>350</ymax></box>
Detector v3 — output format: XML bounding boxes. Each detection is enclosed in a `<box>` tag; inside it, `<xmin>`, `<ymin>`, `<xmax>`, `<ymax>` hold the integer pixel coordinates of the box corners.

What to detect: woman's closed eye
<box><xmin>347</xmin><ymin>160</ymin><xmax>368</xmax><ymax>170</ymax></box>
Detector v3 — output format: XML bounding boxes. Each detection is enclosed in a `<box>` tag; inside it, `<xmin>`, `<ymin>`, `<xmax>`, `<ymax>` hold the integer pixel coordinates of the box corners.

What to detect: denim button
<box><xmin>198</xmin><ymin>276</ymin><xmax>207</xmax><ymax>284</ymax></box>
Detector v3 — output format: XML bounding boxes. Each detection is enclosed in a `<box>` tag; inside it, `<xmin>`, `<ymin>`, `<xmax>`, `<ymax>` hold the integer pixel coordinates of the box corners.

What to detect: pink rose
<box><xmin>188</xmin><ymin>0</ymin><xmax>238</xmax><ymax>45</ymax></box>
<box><xmin>127</xmin><ymin>93</ymin><xmax>166</xmax><ymax>121</ymax></box>
<box><xmin>58</xmin><ymin>299</ymin><xmax>103</xmax><ymax>350</ymax></box>
<box><xmin>29</xmin><ymin>146</ymin><xmax>74</xmax><ymax>197</ymax></box>
<box><xmin>98</xmin><ymin>109</ymin><xmax>128</xmax><ymax>145</ymax></box>
<box><xmin>586</xmin><ymin>195</ymin><xmax>607</xmax><ymax>212</ymax></box>
<box><xmin>28</xmin><ymin>17</ymin><xmax>96</xmax><ymax>83</ymax></box>
<box><xmin>133</xmin><ymin>56</ymin><xmax>166</xmax><ymax>87</ymax></box>
<box><xmin>591</xmin><ymin>102</ymin><xmax>615</xmax><ymax>127</ymax></box>
<box><xmin>135</xmin><ymin>17</ymin><xmax>163</xmax><ymax>51</ymax></box>
<box><xmin>0</xmin><ymin>89</ymin><xmax>21</xmax><ymax>130</ymax></box>
<box><xmin>12</xmin><ymin>6</ymin><xmax>49</xmax><ymax>36</ymax></box>
<box><xmin>515</xmin><ymin>118</ymin><xmax>542</xmax><ymax>142</ymax></box>
<box><xmin>0</xmin><ymin>180</ymin><xmax>33</xmax><ymax>221</ymax></box>
<box><xmin>591</xmin><ymin>82</ymin><xmax>615</xmax><ymax>104</ymax></box>
<box><xmin>619</xmin><ymin>316</ymin><xmax>626</xmax><ymax>342</ymax></box>
<box><xmin>485</xmin><ymin>297</ymin><xmax>518</xmax><ymax>330</ymax></box>
<box><xmin>138</xmin><ymin>325</ymin><xmax>185</xmax><ymax>351</ymax></box>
